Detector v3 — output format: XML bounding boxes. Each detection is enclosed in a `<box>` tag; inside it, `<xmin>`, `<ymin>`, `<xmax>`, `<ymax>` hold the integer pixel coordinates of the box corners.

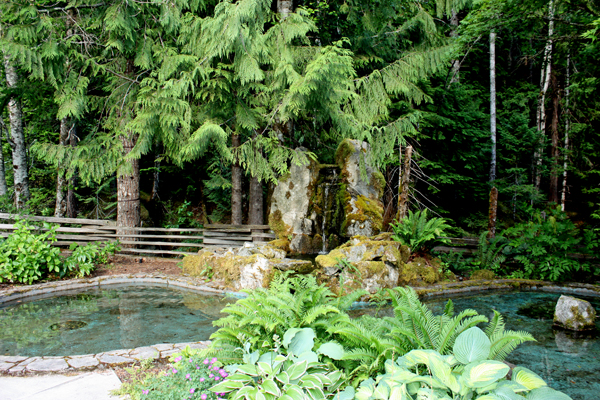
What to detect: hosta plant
<box><xmin>355</xmin><ymin>327</ymin><xmax>572</xmax><ymax>400</ymax></box>
<box><xmin>210</xmin><ymin>327</ymin><xmax>354</xmax><ymax>400</ymax></box>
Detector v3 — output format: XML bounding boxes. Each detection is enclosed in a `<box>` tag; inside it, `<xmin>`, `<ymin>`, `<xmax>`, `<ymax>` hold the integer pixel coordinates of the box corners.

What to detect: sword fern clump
<box><xmin>390</xmin><ymin>210</ymin><xmax>451</xmax><ymax>253</ymax></box>
<box><xmin>208</xmin><ymin>273</ymin><xmax>366</xmax><ymax>363</ymax></box>
<box><xmin>329</xmin><ymin>287</ymin><xmax>534</xmax><ymax>377</ymax></box>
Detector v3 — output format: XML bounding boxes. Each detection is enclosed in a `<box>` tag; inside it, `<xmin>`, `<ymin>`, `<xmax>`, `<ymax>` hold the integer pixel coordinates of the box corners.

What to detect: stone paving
<box><xmin>0</xmin><ymin>340</ymin><xmax>211</xmax><ymax>374</ymax></box>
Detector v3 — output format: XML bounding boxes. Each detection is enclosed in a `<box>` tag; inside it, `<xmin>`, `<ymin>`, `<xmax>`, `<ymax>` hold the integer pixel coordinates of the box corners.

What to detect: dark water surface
<box><xmin>0</xmin><ymin>285</ymin><xmax>233</xmax><ymax>357</ymax></box>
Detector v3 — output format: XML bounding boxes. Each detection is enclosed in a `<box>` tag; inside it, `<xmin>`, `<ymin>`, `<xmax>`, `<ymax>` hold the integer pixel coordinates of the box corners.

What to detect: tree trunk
<box><xmin>117</xmin><ymin>133</ymin><xmax>140</xmax><ymax>241</ymax></box>
<box><xmin>561</xmin><ymin>53</ymin><xmax>571</xmax><ymax>211</ymax></box>
<box><xmin>4</xmin><ymin>55</ymin><xmax>30</xmax><ymax>209</ymax></box>
<box><xmin>489</xmin><ymin>30</ymin><xmax>497</xmax><ymax>183</ymax></box>
<box><xmin>488</xmin><ymin>187</ymin><xmax>498</xmax><ymax>239</ymax></box>
<box><xmin>248</xmin><ymin>175</ymin><xmax>263</xmax><ymax>226</ymax></box>
<box><xmin>0</xmin><ymin>122</ymin><xmax>8</xmax><ymax>197</ymax></box>
<box><xmin>54</xmin><ymin>118</ymin><xmax>71</xmax><ymax>217</ymax></box>
<box><xmin>449</xmin><ymin>9</ymin><xmax>460</xmax><ymax>85</ymax></box>
<box><xmin>534</xmin><ymin>0</ymin><xmax>555</xmax><ymax>191</ymax></box>
<box><xmin>231</xmin><ymin>134</ymin><xmax>243</xmax><ymax>225</ymax></box>
<box><xmin>277</xmin><ymin>0</ymin><xmax>293</xmax><ymax>19</ymax></box>
<box><xmin>66</xmin><ymin>124</ymin><xmax>78</xmax><ymax>218</ymax></box>
<box><xmin>151</xmin><ymin>155</ymin><xmax>160</xmax><ymax>200</ymax></box>
<box><xmin>548</xmin><ymin>69</ymin><xmax>560</xmax><ymax>204</ymax></box>
<box><xmin>396</xmin><ymin>145</ymin><xmax>413</xmax><ymax>221</ymax></box>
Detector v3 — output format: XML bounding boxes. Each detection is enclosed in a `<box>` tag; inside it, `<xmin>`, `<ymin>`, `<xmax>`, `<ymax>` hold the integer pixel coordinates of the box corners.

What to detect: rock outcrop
<box><xmin>181</xmin><ymin>243</ymin><xmax>313</xmax><ymax>291</ymax></box>
<box><xmin>553</xmin><ymin>295</ymin><xmax>597</xmax><ymax>331</ymax></box>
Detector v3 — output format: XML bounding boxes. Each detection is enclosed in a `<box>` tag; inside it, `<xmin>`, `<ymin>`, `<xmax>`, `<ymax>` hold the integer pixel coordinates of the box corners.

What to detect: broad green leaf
<box><xmin>300</xmin><ymin>375</ymin><xmax>323</xmax><ymax>389</ymax></box>
<box><xmin>210</xmin><ymin>380</ymin><xmax>244</xmax><ymax>391</ymax></box>
<box><xmin>287</xmin><ymin>360</ymin><xmax>309</xmax><ymax>381</ymax></box>
<box><xmin>237</xmin><ymin>364</ymin><xmax>260</xmax><ymax>376</ymax></box>
<box><xmin>496</xmin><ymin>381</ymin><xmax>528</xmax><ymax>393</ymax></box>
<box><xmin>316</xmin><ymin>342</ymin><xmax>345</xmax><ymax>360</ymax></box>
<box><xmin>463</xmin><ymin>361</ymin><xmax>509</xmax><ymax>388</ymax></box>
<box><xmin>511</xmin><ymin>367</ymin><xmax>547</xmax><ymax>390</ymax></box>
<box><xmin>453</xmin><ymin>327</ymin><xmax>492</xmax><ymax>364</ymax></box>
<box><xmin>289</xmin><ymin>328</ymin><xmax>316</xmax><ymax>356</ymax></box>
<box><xmin>276</xmin><ymin>371</ymin><xmax>291</xmax><ymax>385</ymax></box>
<box><xmin>526</xmin><ymin>387</ymin><xmax>572</xmax><ymax>400</ymax></box>
<box><xmin>333</xmin><ymin>386</ymin><xmax>355</xmax><ymax>400</ymax></box>
<box><xmin>227</xmin><ymin>373</ymin><xmax>254</xmax><ymax>383</ymax></box>
<box><xmin>285</xmin><ymin>385</ymin><xmax>305</xmax><ymax>400</ymax></box>
<box><xmin>283</xmin><ymin>328</ymin><xmax>302</xmax><ymax>349</ymax></box>
<box><xmin>492</xmin><ymin>385</ymin><xmax>528</xmax><ymax>400</ymax></box>
<box><xmin>295</xmin><ymin>351</ymin><xmax>319</xmax><ymax>365</ymax></box>
<box><xmin>307</xmin><ymin>386</ymin><xmax>326</xmax><ymax>400</ymax></box>
<box><xmin>261</xmin><ymin>378</ymin><xmax>281</xmax><ymax>396</ymax></box>
<box><xmin>257</xmin><ymin>361</ymin><xmax>274</xmax><ymax>375</ymax></box>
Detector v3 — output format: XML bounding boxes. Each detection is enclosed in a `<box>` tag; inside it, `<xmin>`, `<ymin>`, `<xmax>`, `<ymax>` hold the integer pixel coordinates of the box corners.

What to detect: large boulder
<box><xmin>314</xmin><ymin>235</ymin><xmax>410</xmax><ymax>294</ymax></box>
<box><xmin>553</xmin><ymin>295</ymin><xmax>597</xmax><ymax>331</ymax></box>
<box><xmin>335</xmin><ymin>139</ymin><xmax>385</xmax><ymax>237</ymax></box>
<box><xmin>182</xmin><ymin>243</ymin><xmax>314</xmax><ymax>290</ymax></box>
<box><xmin>268</xmin><ymin>148</ymin><xmax>320</xmax><ymax>254</ymax></box>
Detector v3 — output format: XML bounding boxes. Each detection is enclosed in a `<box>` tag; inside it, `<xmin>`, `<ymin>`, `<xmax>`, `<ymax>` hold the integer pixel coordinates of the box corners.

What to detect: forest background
<box><xmin>0</xmin><ymin>0</ymin><xmax>598</xmax><ymax>240</ymax></box>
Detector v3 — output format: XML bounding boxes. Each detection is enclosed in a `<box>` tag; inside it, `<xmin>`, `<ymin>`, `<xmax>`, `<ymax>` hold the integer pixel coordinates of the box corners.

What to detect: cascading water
<box><xmin>316</xmin><ymin>167</ymin><xmax>341</xmax><ymax>254</ymax></box>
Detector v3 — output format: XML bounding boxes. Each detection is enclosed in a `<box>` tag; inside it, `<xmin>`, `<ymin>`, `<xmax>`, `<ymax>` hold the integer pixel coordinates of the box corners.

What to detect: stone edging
<box><xmin>2</xmin><ymin>274</ymin><xmax>599</xmax><ymax>374</ymax></box>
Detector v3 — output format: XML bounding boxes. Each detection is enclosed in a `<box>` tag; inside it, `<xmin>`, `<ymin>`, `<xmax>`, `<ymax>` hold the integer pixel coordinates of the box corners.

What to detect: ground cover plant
<box><xmin>0</xmin><ymin>219</ymin><xmax>120</xmax><ymax>284</ymax></box>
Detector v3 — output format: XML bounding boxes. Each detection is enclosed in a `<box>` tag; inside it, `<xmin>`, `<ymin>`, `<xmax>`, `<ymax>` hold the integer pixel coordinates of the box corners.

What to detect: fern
<box><xmin>390</xmin><ymin>209</ymin><xmax>451</xmax><ymax>253</ymax></box>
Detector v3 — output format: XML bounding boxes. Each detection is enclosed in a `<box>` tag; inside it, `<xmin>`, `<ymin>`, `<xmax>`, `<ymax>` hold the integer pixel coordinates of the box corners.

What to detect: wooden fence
<box><xmin>0</xmin><ymin>213</ymin><xmax>275</xmax><ymax>256</ymax></box>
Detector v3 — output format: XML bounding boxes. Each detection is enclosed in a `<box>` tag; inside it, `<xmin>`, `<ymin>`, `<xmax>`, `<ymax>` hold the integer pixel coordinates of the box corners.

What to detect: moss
<box><xmin>470</xmin><ymin>269</ymin><xmax>496</xmax><ymax>280</ymax></box>
<box><xmin>398</xmin><ymin>257</ymin><xmax>441</xmax><ymax>286</ymax></box>
<box><xmin>316</xmin><ymin>249</ymin><xmax>345</xmax><ymax>269</ymax></box>
<box><xmin>335</xmin><ymin>139</ymin><xmax>356</xmax><ymax>169</ymax></box>
<box><xmin>268</xmin><ymin>209</ymin><xmax>291</xmax><ymax>239</ymax></box>
<box><xmin>370</xmin><ymin>170</ymin><xmax>386</xmax><ymax>198</ymax></box>
<box><xmin>181</xmin><ymin>254</ymin><xmax>205</xmax><ymax>275</ymax></box>
<box><xmin>269</xmin><ymin>238</ymin><xmax>291</xmax><ymax>252</ymax></box>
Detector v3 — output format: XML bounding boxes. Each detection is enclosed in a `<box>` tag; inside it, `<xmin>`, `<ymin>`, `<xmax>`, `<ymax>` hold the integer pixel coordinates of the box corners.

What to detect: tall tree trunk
<box><xmin>489</xmin><ymin>30</ymin><xmax>497</xmax><ymax>183</ymax></box>
<box><xmin>117</xmin><ymin>132</ymin><xmax>140</xmax><ymax>240</ymax></box>
<box><xmin>488</xmin><ymin>187</ymin><xmax>498</xmax><ymax>238</ymax></box>
<box><xmin>66</xmin><ymin>126</ymin><xmax>78</xmax><ymax>218</ymax></box>
<box><xmin>0</xmin><ymin>122</ymin><xmax>8</xmax><ymax>197</ymax></box>
<box><xmin>151</xmin><ymin>153</ymin><xmax>160</xmax><ymax>201</ymax></box>
<box><xmin>231</xmin><ymin>133</ymin><xmax>243</xmax><ymax>225</ymax></box>
<box><xmin>548</xmin><ymin>69</ymin><xmax>560</xmax><ymax>204</ymax></box>
<box><xmin>54</xmin><ymin>118</ymin><xmax>70</xmax><ymax>217</ymax></box>
<box><xmin>561</xmin><ymin>53</ymin><xmax>571</xmax><ymax>211</ymax></box>
<box><xmin>248</xmin><ymin>175</ymin><xmax>263</xmax><ymax>225</ymax></box>
<box><xmin>277</xmin><ymin>0</ymin><xmax>292</xmax><ymax>19</ymax></box>
<box><xmin>4</xmin><ymin>55</ymin><xmax>30</xmax><ymax>209</ymax></box>
<box><xmin>396</xmin><ymin>145</ymin><xmax>413</xmax><ymax>221</ymax></box>
<box><xmin>449</xmin><ymin>9</ymin><xmax>460</xmax><ymax>85</ymax></box>
<box><xmin>534</xmin><ymin>0</ymin><xmax>555</xmax><ymax>191</ymax></box>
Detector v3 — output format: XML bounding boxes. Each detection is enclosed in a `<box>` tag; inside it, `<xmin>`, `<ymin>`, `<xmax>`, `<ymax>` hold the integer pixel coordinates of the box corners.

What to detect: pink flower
<box><xmin>174</xmin><ymin>356</ymin><xmax>182</xmax><ymax>362</ymax></box>
<box><xmin>215</xmin><ymin>376</ymin><xmax>220</xmax><ymax>381</ymax></box>
<box><xmin>203</xmin><ymin>359</ymin><xmax>209</xmax><ymax>365</ymax></box>
<box><xmin>190</xmin><ymin>388</ymin><xmax>196</xmax><ymax>394</ymax></box>
<box><xmin>173</xmin><ymin>369</ymin><xmax>178</xmax><ymax>374</ymax></box>
<box><xmin>189</xmin><ymin>359</ymin><xmax>193</xmax><ymax>363</ymax></box>
<box><xmin>142</xmin><ymin>389</ymin><xmax>149</xmax><ymax>395</ymax></box>
<box><xmin>186</xmin><ymin>374</ymin><xmax>191</xmax><ymax>380</ymax></box>
<box><xmin>211</xmin><ymin>357</ymin><xmax>218</xmax><ymax>364</ymax></box>
<box><xmin>196</xmin><ymin>366</ymin><xmax>200</xmax><ymax>370</ymax></box>
<box><xmin>200</xmin><ymin>377</ymin><xmax>205</xmax><ymax>382</ymax></box>
<box><xmin>201</xmin><ymin>394</ymin><xmax>208</xmax><ymax>400</ymax></box>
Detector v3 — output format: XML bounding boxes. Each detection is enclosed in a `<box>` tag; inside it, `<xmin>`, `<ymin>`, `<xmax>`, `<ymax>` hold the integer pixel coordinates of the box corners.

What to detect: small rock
<box><xmin>27</xmin><ymin>358</ymin><xmax>69</xmax><ymax>372</ymax></box>
<box><xmin>67</xmin><ymin>356</ymin><xmax>100</xmax><ymax>369</ymax></box>
<box><xmin>97</xmin><ymin>353</ymin><xmax>133</xmax><ymax>365</ymax></box>
<box><xmin>554</xmin><ymin>295</ymin><xmax>596</xmax><ymax>331</ymax></box>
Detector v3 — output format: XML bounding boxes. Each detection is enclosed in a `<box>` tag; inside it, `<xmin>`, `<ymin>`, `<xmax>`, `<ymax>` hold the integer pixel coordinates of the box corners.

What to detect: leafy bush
<box><xmin>502</xmin><ymin>207</ymin><xmax>588</xmax><ymax>281</ymax></box>
<box><xmin>329</xmin><ymin>287</ymin><xmax>534</xmax><ymax>377</ymax></box>
<box><xmin>0</xmin><ymin>220</ymin><xmax>62</xmax><ymax>284</ymax></box>
<box><xmin>63</xmin><ymin>241</ymin><xmax>121</xmax><ymax>278</ymax></box>
<box><xmin>211</xmin><ymin>327</ymin><xmax>354</xmax><ymax>400</ymax></box>
<box><xmin>355</xmin><ymin>327</ymin><xmax>572</xmax><ymax>400</ymax></box>
<box><xmin>208</xmin><ymin>273</ymin><xmax>365</xmax><ymax>363</ymax></box>
<box><xmin>390</xmin><ymin>210</ymin><xmax>451</xmax><ymax>253</ymax></box>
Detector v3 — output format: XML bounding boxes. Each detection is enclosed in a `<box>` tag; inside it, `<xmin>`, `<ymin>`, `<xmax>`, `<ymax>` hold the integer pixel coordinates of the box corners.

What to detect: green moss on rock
<box><xmin>470</xmin><ymin>269</ymin><xmax>496</xmax><ymax>280</ymax></box>
<box><xmin>268</xmin><ymin>209</ymin><xmax>291</xmax><ymax>239</ymax></box>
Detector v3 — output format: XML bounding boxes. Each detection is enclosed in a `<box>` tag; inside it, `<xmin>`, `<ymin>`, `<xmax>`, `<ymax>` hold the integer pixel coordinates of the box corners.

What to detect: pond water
<box><xmin>0</xmin><ymin>285</ymin><xmax>233</xmax><ymax>357</ymax></box>
<box><xmin>368</xmin><ymin>291</ymin><xmax>600</xmax><ymax>400</ymax></box>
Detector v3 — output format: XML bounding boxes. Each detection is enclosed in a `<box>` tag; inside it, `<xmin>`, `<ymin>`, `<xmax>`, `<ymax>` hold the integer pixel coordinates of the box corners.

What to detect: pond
<box><xmin>399</xmin><ymin>291</ymin><xmax>599</xmax><ymax>400</ymax></box>
<box><xmin>0</xmin><ymin>284</ymin><xmax>233</xmax><ymax>357</ymax></box>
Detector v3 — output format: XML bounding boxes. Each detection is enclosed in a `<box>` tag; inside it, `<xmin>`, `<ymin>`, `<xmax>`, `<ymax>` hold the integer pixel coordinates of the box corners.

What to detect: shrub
<box><xmin>63</xmin><ymin>241</ymin><xmax>121</xmax><ymax>278</ymax></box>
<box><xmin>390</xmin><ymin>210</ymin><xmax>451</xmax><ymax>253</ymax></box>
<box><xmin>0</xmin><ymin>219</ymin><xmax>62</xmax><ymax>284</ymax></box>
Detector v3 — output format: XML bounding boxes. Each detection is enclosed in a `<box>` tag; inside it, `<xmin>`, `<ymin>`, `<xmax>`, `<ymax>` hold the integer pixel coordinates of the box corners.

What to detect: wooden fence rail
<box><xmin>0</xmin><ymin>213</ymin><xmax>275</xmax><ymax>256</ymax></box>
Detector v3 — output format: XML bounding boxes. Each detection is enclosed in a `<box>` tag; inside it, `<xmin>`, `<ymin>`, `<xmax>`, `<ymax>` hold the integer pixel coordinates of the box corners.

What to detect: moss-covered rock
<box><xmin>554</xmin><ymin>295</ymin><xmax>597</xmax><ymax>331</ymax></box>
<box><xmin>398</xmin><ymin>257</ymin><xmax>442</xmax><ymax>286</ymax></box>
<box><xmin>268</xmin><ymin>238</ymin><xmax>291</xmax><ymax>253</ymax></box>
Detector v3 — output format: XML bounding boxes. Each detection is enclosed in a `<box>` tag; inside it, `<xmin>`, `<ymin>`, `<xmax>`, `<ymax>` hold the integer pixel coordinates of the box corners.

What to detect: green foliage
<box><xmin>0</xmin><ymin>219</ymin><xmax>62</xmax><ymax>284</ymax></box>
<box><xmin>211</xmin><ymin>328</ymin><xmax>354</xmax><ymax>400</ymax></box>
<box><xmin>329</xmin><ymin>287</ymin><xmax>534</xmax><ymax>377</ymax></box>
<box><xmin>355</xmin><ymin>327</ymin><xmax>571</xmax><ymax>400</ymax></box>
<box><xmin>122</xmin><ymin>353</ymin><xmax>225</xmax><ymax>400</ymax></box>
<box><xmin>63</xmin><ymin>241</ymin><xmax>121</xmax><ymax>278</ymax></box>
<box><xmin>390</xmin><ymin>210</ymin><xmax>451</xmax><ymax>253</ymax></box>
<box><xmin>208</xmin><ymin>274</ymin><xmax>365</xmax><ymax>363</ymax></box>
<box><xmin>502</xmin><ymin>207</ymin><xmax>589</xmax><ymax>281</ymax></box>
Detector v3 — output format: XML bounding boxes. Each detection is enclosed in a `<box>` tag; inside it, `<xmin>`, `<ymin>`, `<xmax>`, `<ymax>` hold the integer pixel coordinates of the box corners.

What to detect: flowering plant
<box><xmin>138</xmin><ymin>353</ymin><xmax>228</xmax><ymax>400</ymax></box>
